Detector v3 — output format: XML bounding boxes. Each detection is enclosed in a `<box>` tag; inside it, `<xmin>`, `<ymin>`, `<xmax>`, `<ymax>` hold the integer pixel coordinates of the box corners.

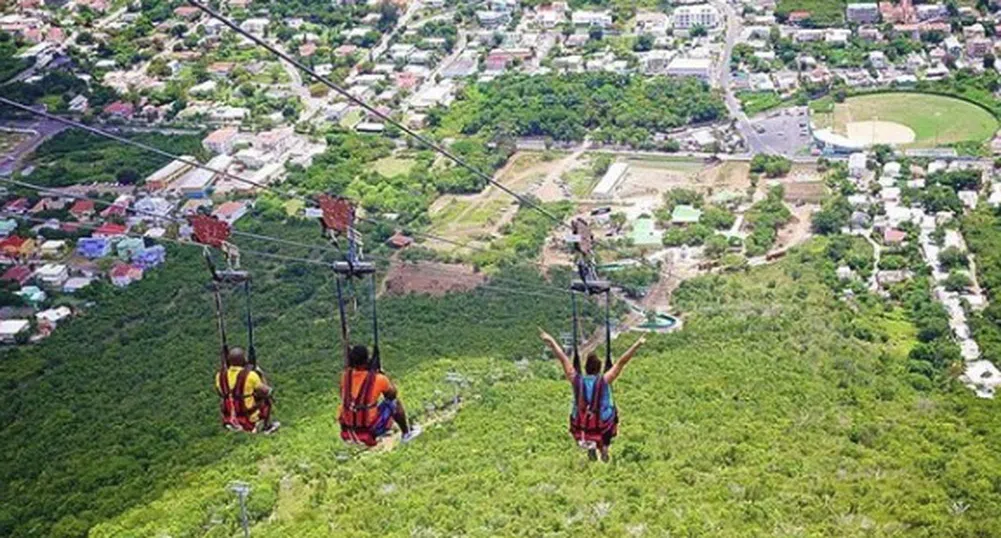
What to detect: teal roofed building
<box><xmin>671</xmin><ymin>204</ymin><xmax>702</xmax><ymax>224</ymax></box>
<box><xmin>0</xmin><ymin>219</ymin><xmax>17</xmax><ymax>237</ymax></box>
<box><xmin>117</xmin><ymin>237</ymin><xmax>145</xmax><ymax>260</ymax></box>
<box><xmin>15</xmin><ymin>286</ymin><xmax>47</xmax><ymax>306</ymax></box>
<box><xmin>629</xmin><ymin>217</ymin><xmax>662</xmax><ymax>246</ymax></box>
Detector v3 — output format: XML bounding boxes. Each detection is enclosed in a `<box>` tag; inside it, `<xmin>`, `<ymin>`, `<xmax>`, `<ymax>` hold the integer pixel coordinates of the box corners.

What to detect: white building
<box><xmin>593</xmin><ymin>162</ymin><xmax>629</xmax><ymax>199</ymax></box>
<box><xmin>846</xmin><ymin>3</ymin><xmax>879</xmax><ymax>24</ymax></box>
<box><xmin>34</xmin><ymin>263</ymin><xmax>69</xmax><ymax>287</ymax></box>
<box><xmin>672</xmin><ymin>5</ymin><xmax>719</xmax><ymax>29</ymax></box>
<box><xmin>239</xmin><ymin>18</ymin><xmax>269</xmax><ymax>35</ymax></box>
<box><xmin>0</xmin><ymin>320</ymin><xmax>29</xmax><ymax>343</ymax></box>
<box><xmin>571</xmin><ymin>10</ymin><xmax>613</xmax><ymax>28</ymax></box>
<box><xmin>848</xmin><ymin>152</ymin><xmax>868</xmax><ymax>178</ymax></box>
<box><xmin>666</xmin><ymin>57</ymin><xmax>713</xmax><ymax>79</ymax></box>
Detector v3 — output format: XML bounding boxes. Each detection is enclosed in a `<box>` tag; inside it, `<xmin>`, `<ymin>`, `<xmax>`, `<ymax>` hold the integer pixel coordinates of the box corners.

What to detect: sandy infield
<box><xmin>845</xmin><ymin>121</ymin><xmax>917</xmax><ymax>146</ymax></box>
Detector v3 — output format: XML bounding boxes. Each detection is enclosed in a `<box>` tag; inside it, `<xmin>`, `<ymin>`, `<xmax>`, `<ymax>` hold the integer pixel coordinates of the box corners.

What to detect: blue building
<box><xmin>134</xmin><ymin>245</ymin><xmax>166</xmax><ymax>269</ymax></box>
<box><xmin>77</xmin><ymin>237</ymin><xmax>111</xmax><ymax>259</ymax></box>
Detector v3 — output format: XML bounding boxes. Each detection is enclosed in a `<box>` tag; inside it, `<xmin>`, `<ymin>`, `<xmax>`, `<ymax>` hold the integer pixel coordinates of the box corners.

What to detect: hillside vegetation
<box><xmin>85</xmin><ymin>239</ymin><xmax>1001</xmax><ymax>537</ymax></box>
<box><xmin>0</xmin><ymin>218</ymin><xmax>592</xmax><ymax>538</ymax></box>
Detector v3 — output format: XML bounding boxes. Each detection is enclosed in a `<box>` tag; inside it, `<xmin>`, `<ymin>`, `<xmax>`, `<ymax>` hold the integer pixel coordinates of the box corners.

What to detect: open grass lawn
<box><xmin>738</xmin><ymin>91</ymin><xmax>784</xmax><ymax>116</ymax></box>
<box><xmin>339</xmin><ymin>109</ymin><xmax>364</xmax><ymax>129</ymax></box>
<box><xmin>826</xmin><ymin>93</ymin><xmax>998</xmax><ymax>148</ymax></box>
<box><xmin>371</xmin><ymin>156</ymin><xmax>417</xmax><ymax>178</ymax></box>
<box><xmin>430</xmin><ymin>198</ymin><xmax>470</xmax><ymax>228</ymax></box>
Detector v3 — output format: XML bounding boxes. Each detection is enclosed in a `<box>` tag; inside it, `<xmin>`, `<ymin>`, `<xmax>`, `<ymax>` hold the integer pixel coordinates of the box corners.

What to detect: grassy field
<box><xmin>88</xmin><ymin>239</ymin><xmax>1001</xmax><ymax>537</ymax></box>
<box><xmin>776</xmin><ymin>0</ymin><xmax>846</xmax><ymax>25</ymax></box>
<box><xmin>371</xmin><ymin>156</ymin><xmax>417</xmax><ymax>178</ymax></box>
<box><xmin>816</xmin><ymin>93</ymin><xmax>998</xmax><ymax>148</ymax></box>
<box><xmin>737</xmin><ymin>91</ymin><xmax>784</xmax><ymax>116</ymax></box>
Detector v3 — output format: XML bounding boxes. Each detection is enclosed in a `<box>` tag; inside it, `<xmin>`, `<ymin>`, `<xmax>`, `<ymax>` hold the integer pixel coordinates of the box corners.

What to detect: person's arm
<box><xmin>380</xmin><ymin>375</ymin><xmax>398</xmax><ymax>401</ymax></box>
<box><xmin>250</xmin><ymin>371</ymin><xmax>272</xmax><ymax>398</ymax></box>
<box><xmin>539</xmin><ymin>328</ymin><xmax>575</xmax><ymax>382</ymax></box>
<box><xmin>603</xmin><ymin>336</ymin><xmax>647</xmax><ymax>384</ymax></box>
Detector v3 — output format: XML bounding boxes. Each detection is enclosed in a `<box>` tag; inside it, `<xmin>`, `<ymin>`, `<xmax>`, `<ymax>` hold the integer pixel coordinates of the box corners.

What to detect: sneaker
<box><xmin>587</xmin><ymin>448</ymin><xmax>598</xmax><ymax>461</ymax></box>
<box><xmin>260</xmin><ymin>421</ymin><xmax>281</xmax><ymax>435</ymax></box>
<box><xmin>401</xmin><ymin>424</ymin><xmax>423</xmax><ymax>443</ymax></box>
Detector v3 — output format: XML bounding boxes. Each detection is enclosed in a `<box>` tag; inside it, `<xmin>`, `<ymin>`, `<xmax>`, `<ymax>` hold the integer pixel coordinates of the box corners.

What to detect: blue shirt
<box><xmin>573</xmin><ymin>375</ymin><xmax>615</xmax><ymax>421</ymax></box>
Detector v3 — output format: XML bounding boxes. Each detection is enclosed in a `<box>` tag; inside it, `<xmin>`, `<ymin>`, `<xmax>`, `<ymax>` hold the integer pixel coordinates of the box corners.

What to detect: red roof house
<box><xmin>4</xmin><ymin>198</ymin><xmax>29</xmax><ymax>214</ymax></box>
<box><xmin>103</xmin><ymin>101</ymin><xmax>135</xmax><ymax>119</ymax></box>
<box><xmin>1</xmin><ymin>266</ymin><xmax>33</xmax><ymax>286</ymax></box>
<box><xmin>69</xmin><ymin>199</ymin><xmax>95</xmax><ymax>219</ymax></box>
<box><xmin>884</xmin><ymin>228</ymin><xmax>907</xmax><ymax>244</ymax></box>
<box><xmin>94</xmin><ymin>222</ymin><xmax>127</xmax><ymax>238</ymax></box>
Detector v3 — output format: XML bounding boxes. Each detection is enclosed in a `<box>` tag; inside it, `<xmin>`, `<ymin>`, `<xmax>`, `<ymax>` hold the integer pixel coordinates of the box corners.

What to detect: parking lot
<box><xmin>747</xmin><ymin>106</ymin><xmax>814</xmax><ymax>156</ymax></box>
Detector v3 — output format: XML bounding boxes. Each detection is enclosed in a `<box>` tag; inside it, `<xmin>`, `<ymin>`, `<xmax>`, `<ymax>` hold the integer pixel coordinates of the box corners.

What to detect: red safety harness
<box><xmin>339</xmin><ymin>368</ymin><xmax>381</xmax><ymax>446</ymax></box>
<box><xmin>569</xmin><ymin>374</ymin><xmax>618</xmax><ymax>448</ymax></box>
<box><xmin>218</xmin><ymin>366</ymin><xmax>267</xmax><ymax>433</ymax></box>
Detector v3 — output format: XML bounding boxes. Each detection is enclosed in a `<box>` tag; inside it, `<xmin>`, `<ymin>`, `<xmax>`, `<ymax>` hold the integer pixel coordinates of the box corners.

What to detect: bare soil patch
<box><xmin>384</xmin><ymin>261</ymin><xmax>486</xmax><ymax>296</ymax></box>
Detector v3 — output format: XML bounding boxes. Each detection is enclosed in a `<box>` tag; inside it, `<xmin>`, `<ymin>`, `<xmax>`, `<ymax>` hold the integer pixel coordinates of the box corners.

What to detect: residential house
<box><xmin>36</xmin><ymin>306</ymin><xmax>71</xmax><ymax>328</ymax></box>
<box><xmin>0</xmin><ymin>236</ymin><xmax>34</xmax><ymax>258</ymax></box>
<box><xmin>0</xmin><ymin>319</ymin><xmax>30</xmax><ymax>343</ymax></box>
<box><xmin>211</xmin><ymin>201</ymin><xmax>249</xmax><ymax>226</ymax></box>
<box><xmin>116</xmin><ymin>237</ymin><xmax>145</xmax><ymax>260</ymax></box>
<box><xmin>69</xmin><ymin>199</ymin><xmax>95</xmax><ymax>220</ymax></box>
<box><xmin>4</xmin><ymin>198</ymin><xmax>29</xmax><ymax>214</ymax></box>
<box><xmin>134</xmin><ymin>245</ymin><xmax>166</xmax><ymax>269</ymax></box>
<box><xmin>15</xmin><ymin>285</ymin><xmax>46</xmax><ymax>306</ymax></box>
<box><xmin>883</xmin><ymin>228</ymin><xmax>907</xmax><ymax>245</ymax></box>
<box><xmin>1</xmin><ymin>265</ymin><xmax>32</xmax><ymax>286</ymax></box>
<box><xmin>94</xmin><ymin>222</ymin><xmax>127</xmax><ymax>238</ymax></box>
<box><xmin>846</xmin><ymin>3</ymin><xmax>880</xmax><ymax>24</ymax></box>
<box><xmin>62</xmin><ymin>276</ymin><xmax>92</xmax><ymax>293</ymax></box>
<box><xmin>572</xmin><ymin>10</ymin><xmax>613</xmax><ymax>28</ymax></box>
<box><xmin>110</xmin><ymin>264</ymin><xmax>144</xmax><ymax>287</ymax></box>
<box><xmin>103</xmin><ymin>101</ymin><xmax>134</xmax><ymax>119</ymax></box>
<box><xmin>34</xmin><ymin>263</ymin><xmax>68</xmax><ymax>288</ymax></box>
<box><xmin>203</xmin><ymin>127</ymin><xmax>240</xmax><ymax>155</ymax></box>
<box><xmin>77</xmin><ymin>236</ymin><xmax>111</xmax><ymax>258</ymax></box>
<box><xmin>39</xmin><ymin>239</ymin><xmax>65</xmax><ymax>257</ymax></box>
<box><xmin>0</xmin><ymin>219</ymin><xmax>18</xmax><ymax>237</ymax></box>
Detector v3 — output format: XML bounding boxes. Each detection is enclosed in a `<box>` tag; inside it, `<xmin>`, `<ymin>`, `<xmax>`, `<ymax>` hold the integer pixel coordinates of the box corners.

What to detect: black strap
<box><xmin>244</xmin><ymin>278</ymin><xmax>256</xmax><ymax>366</ymax></box>
<box><xmin>603</xmin><ymin>290</ymin><xmax>612</xmax><ymax>373</ymax></box>
<box><xmin>369</xmin><ymin>272</ymin><xmax>380</xmax><ymax>372</ymax></box>
<box><xmin>335</xmin><ymin>276</ymin><xmax>350</xmax><ymax>368</ymax></box>
<box><xmin>570</xmin><ymin>291</ymin><xmax>580</xmax><ymax>373</ymax></box>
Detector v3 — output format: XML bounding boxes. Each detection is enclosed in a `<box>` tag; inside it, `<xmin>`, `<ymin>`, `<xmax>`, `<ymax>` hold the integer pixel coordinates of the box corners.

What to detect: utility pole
<box><xmin>229</xmin><ymin>481</ymin><xmax>251</xmax><ymax>538</ymax></box>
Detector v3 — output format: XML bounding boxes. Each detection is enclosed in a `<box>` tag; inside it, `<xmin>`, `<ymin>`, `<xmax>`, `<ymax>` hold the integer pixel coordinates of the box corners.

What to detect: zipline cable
<box><xmin>186</xmin><ymin>0</ymin><xmax>563</xmax><ymax>224</ymax></box>
<box><xmin>0</xmin><ymin>175</ymin><xmax>571</xmax><ymax>297</ymax></box>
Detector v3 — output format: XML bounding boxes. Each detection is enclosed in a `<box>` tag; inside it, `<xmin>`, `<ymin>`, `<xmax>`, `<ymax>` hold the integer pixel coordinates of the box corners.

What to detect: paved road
<box><xmin>0</xmin><ymin>119</ymin><xmax>67</xmax><ymax>176</ymax></box>
<box><xmin>710</xmin><ymin>0</ymin><xmax>782</xmax><ymax>156</ymax></box>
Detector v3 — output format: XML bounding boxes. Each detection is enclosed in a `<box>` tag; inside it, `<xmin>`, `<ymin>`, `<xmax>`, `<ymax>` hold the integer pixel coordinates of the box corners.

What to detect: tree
<box><xmin>750</xmin><ymin>154</ymin><xmax>792</xmax><ymax>178</ymax></box>
<box><xmin>690</xmin><ymin>25</ymin><xmax>708</xmax><ymax>37</ymax></box>
<box><xmin>938</xmin><ymin>246</ymin><xmax>968</xmax><ymax>270</ymax></box>
<box><xmin>704</xmin><ymin>234</ymin><xmax>729</xmax><ymax>258</ymax></box>
<box><xmin>634</xmin><ymin>33</ymin><xmax>654</xmax><ymax>52</ymax></box>
<box><xmin>943</xmin><ymin>271</ymin><xmax>973</xmax><ymax>292</ymax></box>
<box><xmin>588</xmin><ymin>27</ymin><xmax>604</xmax><ymax>41</ymax></box>
<box><xmin>985</xmin><ymin>53</ymin><xmax>996</xmax><ymax>70</ymax></box>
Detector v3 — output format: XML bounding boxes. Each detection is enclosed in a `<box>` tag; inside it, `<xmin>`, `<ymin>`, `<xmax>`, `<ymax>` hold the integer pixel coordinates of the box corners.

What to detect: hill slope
<box><xmin>90</xmin><ymin>240</ymin><xmax>1001</xmax><ymax>537</ymax></box>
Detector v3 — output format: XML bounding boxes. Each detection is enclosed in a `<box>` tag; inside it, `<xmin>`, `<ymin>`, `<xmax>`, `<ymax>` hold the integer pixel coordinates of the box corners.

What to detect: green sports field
<box><xmin>813</xmin><ymin>93</ymin><xmax>999</xmax><ymax>148</ymax></box>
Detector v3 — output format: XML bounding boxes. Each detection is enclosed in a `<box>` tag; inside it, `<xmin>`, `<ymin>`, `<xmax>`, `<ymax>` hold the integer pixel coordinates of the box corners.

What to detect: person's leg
<box><xmin>390</xmin><ymin>399</ymin><xmax>410</xmax><ymax>435</ymax></box>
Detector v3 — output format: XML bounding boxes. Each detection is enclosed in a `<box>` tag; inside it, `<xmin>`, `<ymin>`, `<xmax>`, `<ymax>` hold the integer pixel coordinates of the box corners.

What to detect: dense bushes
<box><xmin>438</xmin><ymin>73</ymin><xmax>725</xmax><ymax>148</ymax></box>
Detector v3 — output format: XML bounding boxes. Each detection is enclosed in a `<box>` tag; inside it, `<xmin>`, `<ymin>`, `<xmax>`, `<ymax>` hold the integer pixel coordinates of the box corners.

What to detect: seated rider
<box><xmin>539</xmin><ymin>329</ymin><xmax>646</xmax><ymax>462</ymax></box>
<box><xmin>338</xmin><ymin>344</ymin><xmax>422</xmax><ymax>446</ymax></box>
<box><xmin>214</xmin><ymin>347</ymin><xmax>279</xmax><ymax>434</ymax></box>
